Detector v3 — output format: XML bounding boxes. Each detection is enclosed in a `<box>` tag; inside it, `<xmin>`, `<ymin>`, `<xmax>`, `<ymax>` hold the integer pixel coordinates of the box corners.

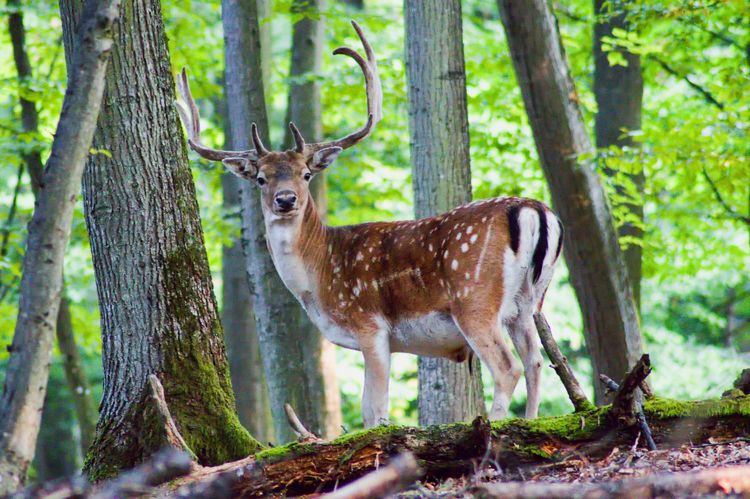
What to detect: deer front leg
<box><xmin>360</xmin><ymin>334</ymin><xmax>391</xmax><ymax>428</ymax></box>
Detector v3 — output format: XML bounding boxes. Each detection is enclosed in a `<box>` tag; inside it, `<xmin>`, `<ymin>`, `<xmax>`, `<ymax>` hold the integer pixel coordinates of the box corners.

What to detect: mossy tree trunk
<box><xmin>60</xmin><ymin>0</ymin><xmax>260</xmax><ymax>481</ymax></box>
<box><xmin>281</xmin><ymin>0</ymin><xmax>342</xmax><ymax>440</ymax></box>
<box><xmin>404</xmin><ymin>0</ymin><xmax>486</xmax><ymax>426</ymax></box>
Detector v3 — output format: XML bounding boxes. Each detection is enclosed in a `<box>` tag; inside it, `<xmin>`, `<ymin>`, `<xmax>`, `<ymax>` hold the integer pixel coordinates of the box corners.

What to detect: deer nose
<box><xmin>274</xmin><ymin>190</ymin><xmax>297</xmax><ymax>211</ymax></box>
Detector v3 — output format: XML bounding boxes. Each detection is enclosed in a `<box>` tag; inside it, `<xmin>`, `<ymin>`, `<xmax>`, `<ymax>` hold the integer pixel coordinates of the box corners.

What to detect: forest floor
<box><xmin>395</xmin><ymin>437</ymin><xmax>750</xmax><ymax>498</ymax></box>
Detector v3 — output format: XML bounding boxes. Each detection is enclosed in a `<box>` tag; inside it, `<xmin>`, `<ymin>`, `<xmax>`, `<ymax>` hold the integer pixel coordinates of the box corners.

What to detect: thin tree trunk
<box><xmin>33</xmin><ymin>372</ymin><xmax>81</xmax><ymax>481</ymax></box>
<box><xmin>496</xmin><ymin>0</ymin><xmax>644</xmax><ymax>403</ymax></box>
<box><xmin>56</xmin><ymin>294</ymin><xmax>98</xmax><ymax>452</ymax></box>
<box><xmin>222</xmin><ymin>0</ymin><xmax>327</xmax><ymax>444</ymax></box>
<box><xmin>221</xmin><ymin>0</ymin><xmax>273</xmax><ymax>443</ymax></box>
<box><xmin>60</xmin><ymin>0</ymin><xmax>260</xmax><ymax>480</ymax></box>
<box><xmin>404</xmin><ymin>0</ymin><xmax>486</xmax><ymax>426</ymax></box>
<box><xmin>593</xmin><ymin>0</ymin><xmax>644</xmax><ymax>309</ymax></box>
<box><xmin>0</xmin><ymin>0</ymin><xmax>120</xmax><ymax>491</ymax></box>
<box><xmin>10</xmin><ymin>0</ymin><xmax>98</xmax><ymax>458</ymax></box>
<box><xmin>340</xmin><ymin>0</ymin><xmax>363</xmax><ymax>8</ymax></box>
<box><xmin>281</xmin><ymin>0</ymin><xmax>342</xmax><ymax>440</ymax></box>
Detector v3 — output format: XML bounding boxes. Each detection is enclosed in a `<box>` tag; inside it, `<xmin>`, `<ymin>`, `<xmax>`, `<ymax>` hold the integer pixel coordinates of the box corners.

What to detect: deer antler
<box><xmin>293</xmin><ymin>20</ymin><xmax>382</xmax><ymax>155</ymax></box>
<box><xmin>174</xmin><ymin>67</ymin><xmax>259</xmax><ymax>161</ymax></box>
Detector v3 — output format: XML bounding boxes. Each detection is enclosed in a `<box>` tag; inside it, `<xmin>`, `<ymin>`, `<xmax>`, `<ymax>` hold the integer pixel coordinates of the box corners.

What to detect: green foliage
<box><xmin>0</xmin><ymin>0</ymin><xmax>747</xmax><ymax>474</ymax></box>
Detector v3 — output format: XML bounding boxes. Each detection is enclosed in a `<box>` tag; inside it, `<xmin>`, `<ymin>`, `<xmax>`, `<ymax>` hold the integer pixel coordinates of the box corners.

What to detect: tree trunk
<box><xmin>221</xmin><ymin>175</ymin><xmax>272</xmax><ymax>443</ymax></box>
<box><xmin>56</xmin><ymin>294</ymin><xmax>98</xmax><ymax>453</ymax></box>
<box><xmin>495</xmin><ymin>0</ymin><xmax>644</xmax><ymax>403</ymax></box>
<box><xmin>0</xmin><ymin>0</ymin><xmax>120</xmax><ymax>491</ymax></box>
<box><xmin>594</xmin><ymin>0</ymin><xmax>644</xmax><ymax>309</ymax></box>
<box><xmin>281</xmin><ymin>0</ymin><xmax>342</xmax><ymax>440</ymax></box>
<box><xmin>33</xmin><ymin>372</ymin><xmax>81</xmax><ymax>481</ymax></box>
<box><xmin>60</xmin><ymin>0</ymin><xmax>260</xmax><ymax>481</ymax></box>
<box><xmin>340</xmin><ymin>0</ymin><xmax>364</xmax><ymax>8</ymax></box>
<box><xmin>8</xmin><ymin>0</ymin><xmax>98</xmax><ymax>457</ymax></box>
<box><xmin>221</xmin><ymin>0</ymin><xmax>273</xmax><ymax>443</ymax></box>
<box><xmin>222</xmin><ymin>0</ymin><xmax>327</xmax><ymax>444</ymax></box>
<box><xmin>404</xmin><ymin>0</ymin><xmax>485</xmax><ymax>426</ymax></box>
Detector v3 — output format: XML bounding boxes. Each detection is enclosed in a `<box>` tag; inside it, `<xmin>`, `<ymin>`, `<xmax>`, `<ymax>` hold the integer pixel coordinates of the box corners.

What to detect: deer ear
<box><xmin>222</xmin><ymin>157</ymin><xmax>257</xmax><ymax>179</ymax></box>
<box><xmin>309</xmin><ymin>146</ymin><xmax>343</xmax><ymax>172</ymax></box>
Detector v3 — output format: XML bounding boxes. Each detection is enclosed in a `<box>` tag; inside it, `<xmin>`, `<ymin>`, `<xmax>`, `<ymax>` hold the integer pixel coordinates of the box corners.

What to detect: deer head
<box><xmin>175</xmin><ymin>20</ymin><xmax>382</xmax><ymax>221</ymax></box>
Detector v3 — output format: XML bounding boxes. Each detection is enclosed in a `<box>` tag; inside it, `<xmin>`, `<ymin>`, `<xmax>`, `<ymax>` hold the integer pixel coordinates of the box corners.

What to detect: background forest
<box><xmin>0</xmin><ymin>0</ymin><xmax>748</xmax><ymax>483</ymax></box>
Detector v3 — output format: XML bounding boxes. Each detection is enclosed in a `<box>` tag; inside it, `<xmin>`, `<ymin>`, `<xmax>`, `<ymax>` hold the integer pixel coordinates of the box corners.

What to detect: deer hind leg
<box><xmin>360</xmin><ymin>331</ymin><xmax>391</xmax><ymax>428</ymax></box>
<box><xmin>453</xmin><ymin>313</ymin><xmax>521</xmax><ymax>420</ymax></box>
<box><xmin>506</xmin><ymin>309</ymin><xmax>543</xmax><ymax>419</ymax></box>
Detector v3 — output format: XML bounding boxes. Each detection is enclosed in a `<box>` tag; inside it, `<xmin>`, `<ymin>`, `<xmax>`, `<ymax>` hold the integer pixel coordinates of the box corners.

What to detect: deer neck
<box><xmin>264</xmin><ymin>198</ymin><xmax>329</xmax><ymax>301</ymax></box>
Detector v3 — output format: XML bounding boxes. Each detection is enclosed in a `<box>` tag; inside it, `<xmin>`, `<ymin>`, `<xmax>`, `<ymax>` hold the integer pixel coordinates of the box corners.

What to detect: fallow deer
<box><xmin>176</xmin><ymin>21</ymin><xmax>564</xmax><ymax>427</ymax></box>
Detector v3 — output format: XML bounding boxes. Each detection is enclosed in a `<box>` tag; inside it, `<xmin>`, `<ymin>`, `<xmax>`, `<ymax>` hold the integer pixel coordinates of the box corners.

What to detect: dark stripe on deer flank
<box><xmin>554</xmin><ymin>217</ymin><xmax>564</xmax><ymax>260</ymax></box>
<box><xmin>531</xmin><ymin>204</ymin><xmax>548</xmax><ymax>284</ymax></box>
<box><xmin>508</xmin><ymin>204</ymin><xmax>522</xmax><ymax>254</ymax></box>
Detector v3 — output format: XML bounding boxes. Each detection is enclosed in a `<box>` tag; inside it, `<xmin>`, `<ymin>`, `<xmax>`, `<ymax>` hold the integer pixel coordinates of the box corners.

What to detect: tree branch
<box><xmin>702</xmin><ymin>167</ymin><xmax>750</xmax><ymax>227</ymax></box>
<box><xmin>533</xmin><ymin>313</ymin><xmax>595</xmax><ymax>412</ymax></box>
<box><xmin>650</xmin><ymin>56</ymin><xmax>725</xmax><ymax>110</ymax></box>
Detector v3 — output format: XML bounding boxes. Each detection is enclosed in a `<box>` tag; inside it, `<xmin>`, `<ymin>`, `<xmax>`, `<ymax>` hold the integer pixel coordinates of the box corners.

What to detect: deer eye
<box><xmin>256</xmin><ymin>176</ymin><xmax>267</xmax><ymax>186</ymax></box>
<box><xmin>303</xmin><ymin>172</ymin><xmax>312</xmax><ymax>181</ymax></box>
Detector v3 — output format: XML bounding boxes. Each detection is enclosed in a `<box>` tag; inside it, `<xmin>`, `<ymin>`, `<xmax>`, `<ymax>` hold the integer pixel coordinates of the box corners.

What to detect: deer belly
<box><xmin>390</xmin><ymin>312</ymin><xmax>467</xmax><ymax>358</ymax></box>
<box><xmin>303</xmin><ymin>301</ymin><xmax>361</xmax><ymax>351</ymax></box>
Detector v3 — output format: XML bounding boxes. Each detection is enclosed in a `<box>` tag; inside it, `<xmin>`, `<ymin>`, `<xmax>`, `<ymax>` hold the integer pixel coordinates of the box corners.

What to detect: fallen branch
<box><xmin>322</xmin><ymin>452</ymin><xmax>421</xmax><ymax>499</ymax></box>
<box><xmin>476</xmin><ymin>463</ymin><xmax>750</xmax><ymax>498</ymax></box>
<box><xmin>600</xmin><ymin>355</ymin><xmax>657</xmax><ymax>450</ymax></box>
<box><xmin>89</xmin><ymin>448</ymin><xmax>193</xmax><ymax>499</ymax></box>
<box><xmin>533</xmin><ymin>312</ymin><xmax>594</xmax><ymax>412</ymax></box>
<box><xmin>285</xmin><ymin>403</ymin><xmax>322</xmax><ymax>443</ymax></box>
<box><xmin>11</xmin><ymin>448</ymin><xmax>192</xmax><ymax>499</ymax></box>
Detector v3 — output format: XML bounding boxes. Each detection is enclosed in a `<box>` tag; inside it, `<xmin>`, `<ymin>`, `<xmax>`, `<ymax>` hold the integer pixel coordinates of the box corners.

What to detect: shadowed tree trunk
<box><xmin>404</xmin><ymin>0</ymin><xmax>486</xmax><ymax>426</ymax></box>
<box><xmin>496</xmin><ymin>0</ymin><xmax>644</xmax><ymax>403</ymax></box>
<box><xmin>341</xmin><ymin>0</ymin><xmax>363</xmax><ymax>8</ymax></box>
<box><xmin>281</xmin><ymin>0</ymin><xmax>342</xmax><ymax>440</ymax></box>
<box><xmin>222</xmin><ymin>0</ymin><xmax>329</xmax><ymax>444</ymax></box>
<box><xmin>0</xmin><ymin>0</ymin><xmax>120</xmax><ymax>491</ymax></box>
<box><xmin>594</xmin><ymin>0</ymin><xmax>644</xmax><ymax>309</ymax></box>
<box><xmin>60</xmin><ymin>0</ymin><xmax>260</xmax><ymax>480</ymax></box>
<box><xmin>8</xmin><ymin>0</ymin><xmax>98</xmax><ymax>455</ymax></box>
<box><xmin>221</xmin><ymin>0</ymin><xmax>274</xmax><ymax>444</ymax></box>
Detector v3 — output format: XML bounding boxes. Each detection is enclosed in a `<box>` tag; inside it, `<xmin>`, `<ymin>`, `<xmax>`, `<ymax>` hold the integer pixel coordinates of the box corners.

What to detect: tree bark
<box><xmin>496</xmin><ymin>0</ymin><xmax>644</xmax><ymax>403</ymax></box>
<box><xmin>221</xmin><ymin>1</ymin><xmax>273</xmax><ymax>441</ymax></box>
<box><xmin>594</xmin><ymin>0</ymin><xmax>644</xmax><ymax>309</ymax></box>
<box><xmin>222</xmin><ymin>0</ymin><xmax>327</xmax><ymax>444</ymax></box>
<box><xmin>404</xmin><ymin>0</ymin><xmax>485</xmax><ymax>426</ymax></box>
<box><xmin>281</xmin><ymin>0</ymin><xmax>342</xmax><ymax>440</ymax></box>
<box><xmin>60</xmin><ymin>0</ymin><xmax>260</xmax><ymax>480</ymax></box>
<box><xmin>8</xmin><ymin>0</ymin><xmax>98</xmax><ymax>456</ymax></box>
<box><xmin>0</xmin><ymin>0</ymin><xmax>120</xmax><ymax>491</ymax></box>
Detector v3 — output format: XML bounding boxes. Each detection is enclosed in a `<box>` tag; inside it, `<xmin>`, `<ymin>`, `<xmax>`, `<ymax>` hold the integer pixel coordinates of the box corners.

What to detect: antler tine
<box><xmin>306</xmin><ymin>20</ymin><xmax>382</xmax><ymax>154</ymax></box>
<box><xmin>289</xmin><ymin>122</ymin><xmax>306</xmax><ymax>153</ymax></box>
<box><xmin>175</xmin><ymin>67</ymin><xmax>258</xmax><ymax>161</ymax></box>
<box><xmin>251</xmin><ymin>123</ymin><xmax>269</xmax><ymax>157</ymax></box>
